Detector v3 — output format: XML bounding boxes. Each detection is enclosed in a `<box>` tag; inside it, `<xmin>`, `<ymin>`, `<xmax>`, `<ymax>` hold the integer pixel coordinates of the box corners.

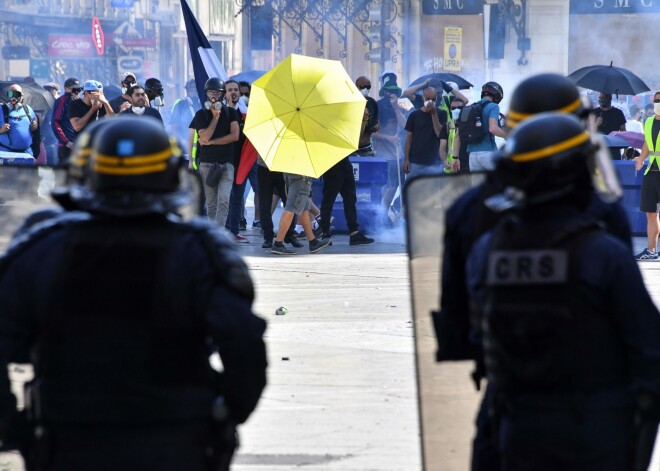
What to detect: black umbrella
<box><xmin>567</xmin><ymin>62</ymin><xmax>650</xmax><ymax>96</ymax></box>
<box><xmin>103</xmin><ymin>84</ymin><xmax>122</xmax><ymax>101</ymax></box>
<box><xmin>408</xmin><ymin>73</ymin><xmax>473</xmax><ymax>90</ymax></box>
<box><xmin>0</xmin><ymin>81</ymin><xmax>55</xmax><ymax>111</ymax></box>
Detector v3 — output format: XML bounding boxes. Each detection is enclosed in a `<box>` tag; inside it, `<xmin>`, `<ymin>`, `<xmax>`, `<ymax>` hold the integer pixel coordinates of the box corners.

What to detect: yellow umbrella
<box><xmin>243</xmin><ymin>54</ymin><xmax>366</xmax><ymax>178</ymax></box>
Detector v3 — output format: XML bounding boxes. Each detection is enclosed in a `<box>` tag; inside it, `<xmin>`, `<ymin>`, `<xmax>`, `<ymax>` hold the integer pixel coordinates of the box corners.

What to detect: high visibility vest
<box><xmin>644</xmin><ymin>117</ymin><xmax>660</xmax><ymax>175</ymax></box>
<box><xmin>444</xmin><ymin>120</ymin><xmax>457</xmax><ymax>174</ymax></box>
<box><xmin>192</xmin><ymin>131</ymin><xmax>199</xmax><ymax>170</ymax></box>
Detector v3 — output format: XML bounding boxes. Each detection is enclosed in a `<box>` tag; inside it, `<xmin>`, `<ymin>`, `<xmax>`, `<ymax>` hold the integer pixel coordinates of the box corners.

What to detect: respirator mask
<box><xmin>205</xmin><ymin>92</ymin><xmax>225</xmax><ymax>110</ymax></box>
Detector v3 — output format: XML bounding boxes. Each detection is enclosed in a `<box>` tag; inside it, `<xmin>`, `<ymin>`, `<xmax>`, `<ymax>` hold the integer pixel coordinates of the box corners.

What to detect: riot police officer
<box><xmin>0</xmin><ymin>116</ymin><xmax>267</xmax><ymax>470</ymax></box>
<box><xmin>435</xmin><ymin>73</ymin><xmax>630</xmax><ymax>471</ymax></box>
<box><xmin>466</xmin><ymin>113</ymin><xmax>660</xmax><ymax>471</ymax></box>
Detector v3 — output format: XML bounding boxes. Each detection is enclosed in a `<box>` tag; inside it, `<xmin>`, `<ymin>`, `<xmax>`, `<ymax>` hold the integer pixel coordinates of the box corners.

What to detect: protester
<box><xmin>68</xmin><ymin>80</ymin><xmax>114</xmax><ymax>138</ymax></box>
<box><xmin>51</xmin><ymin>78</ymin><xmax>81</xmax><ymax>164</ymax></box>
<box><xmin>0</xmin><ymin>84</ymin><xmax>39</xmax><ymax>156</ymax></box>
<box><xmin>108</xmin><ymin>72</ymin><xmax>136</xmax><ymax>114</ymax></box>
<box><xmin>120</xmin><ymin>84</ymin><xmax>163</xmax><ymax>123</ymax></box>
<box><xmin>403</xmin><ymin>87</ymin><xmax>446</xmax><ymax>178</ymax></box>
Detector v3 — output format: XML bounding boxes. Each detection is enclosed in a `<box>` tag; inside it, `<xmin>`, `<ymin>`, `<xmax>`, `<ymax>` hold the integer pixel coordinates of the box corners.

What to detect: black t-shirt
<box><xmin>68</xmin><ymin>99</ymin><xmax>108</xmax><ymax>137</ymax></box>
<box><xmin>109</xmin><ymin>95</ymin><xmax>130</xmax><ymax>114</ymax></box>
<box><xmin>405</xmin><ymin>108</ymin><xmax>447</xmax><ymax>165</ymax></box>
<box><xmin>191</xmin><ymin>107</ymin><xmax>238</xmax><ymax>164</ymax></box>
<box><xmin>648</xmin><ymin>118</ymin><xmax>660</xmax><ymax>171</ymax></box>
<box><xmin>595</xmin><ymin>106</ymin><xmax>626</xmax><ymax>134</ymax></box>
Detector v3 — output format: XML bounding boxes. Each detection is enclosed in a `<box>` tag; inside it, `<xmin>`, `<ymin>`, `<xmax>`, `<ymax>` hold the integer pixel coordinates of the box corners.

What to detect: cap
<box><xmin>64</xmin><ymin>77</ymin><xmax>80</xmax><ymax>89</ymax></box>
<box><xmin>44</xmin><ymin>82</ymin><xmax>60</xmax><ymax>92</ymax></box>
<box><xmin>83</xmin><ymin>80</ymin><xmax>104</xmax><ymax>92</ymax></box>
<box><xmin>122</xmin><ymin>72</ymin><xmax>137</xmax><ymax>83</ymax></box>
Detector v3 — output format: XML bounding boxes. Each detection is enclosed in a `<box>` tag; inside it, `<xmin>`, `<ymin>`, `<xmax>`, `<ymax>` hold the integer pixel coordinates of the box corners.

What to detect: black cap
<box><xmin>64</xmin><ymin>77</ymin><xmax>80</xmax><ymax>89</ymax></box>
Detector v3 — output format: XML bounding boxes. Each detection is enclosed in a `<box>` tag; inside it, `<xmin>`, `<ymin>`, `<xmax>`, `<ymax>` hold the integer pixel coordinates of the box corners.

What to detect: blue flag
<box><xmin>180</xmin><ymin>0</ymin><xmax>228</xmax><ymax>102</ymax></box>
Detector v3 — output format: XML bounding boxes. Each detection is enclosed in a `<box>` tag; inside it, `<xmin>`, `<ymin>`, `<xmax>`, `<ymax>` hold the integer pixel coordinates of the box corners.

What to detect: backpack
<box><xmin>1</xmin><ymin>103</ymin><xmax>40</xmax><ymax>156</ymax></box>
<box><xmin>458</xmin><ymin>100</ymin><xmax>493</xmax><ymax>144</ymax></box>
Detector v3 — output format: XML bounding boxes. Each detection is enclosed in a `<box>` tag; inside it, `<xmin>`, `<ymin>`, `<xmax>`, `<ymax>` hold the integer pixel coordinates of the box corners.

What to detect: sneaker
<box><xmin>309</xmin><ymin>237</ymin><xmax>331</xmax><ymax>253</ymax></box>
<box><xmin>239</xmin><ymin>218</ymin><xmax>247</xmax><ymax>231</ymax></box>
<box><xmin>234</xmin><ymin>234</ymin><xmax>249</xmax><ymax>243</ymax></box>
<box><xmin>284</xmin><ymin>235</ymin><xmax>304</xmax><ymax>248</ymax></box>
<box><xmin>262</xmin><ymin>239</ymin><xmax>273</xmax><ymax>249</ymax></box>
<box><xmin>271</xmin><ymin>242</ymin><xmax>297</xmax><ymax>255</ymax></box>
<box><xmin>349</xmin><ymin>231</ymin><xmax>375</xmax><ymax>246</ymax></box>
<box><xmin>635</xmin><ymin>248</ymin><xmax>658</xmax><ymax>261</ymax></box>
<box><xmin>313</xmin><ymin>225</ymin><xmax>335</xmax><ymax>239</ymax></box>
<box><xmin>319</xmin><ymin>233</ymin><xmax>333</xmax><ymax>246</ymax></box>
<box><xmin>294</xmin><ymin>230</ymin><xmax>307</xmax><ymax>240</ymax></box>
<box><xmin>252</xmin><ymin>221</ymin><xmax>262</xmax><ymax>229</ymax></box>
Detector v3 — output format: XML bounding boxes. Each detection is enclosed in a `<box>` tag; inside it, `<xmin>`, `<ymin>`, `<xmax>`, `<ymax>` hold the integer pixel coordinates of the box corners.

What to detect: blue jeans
<box><xmin>408</xmin><ymin>162</ymin><xmax>443</xmax><ymax>179</ymax></box>
<box><xmin>199</xmin><ymin>162</ymin><xmax>234</xmax><ymax>227</ymax></box>
<box><xmin>227</xmin><ymin>163</ymin><xmax>259</xmax><ymax>235</ymax></box>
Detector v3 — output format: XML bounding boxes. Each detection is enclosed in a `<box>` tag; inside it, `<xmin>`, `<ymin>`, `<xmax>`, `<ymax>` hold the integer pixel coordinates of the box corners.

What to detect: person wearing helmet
<box><xmin>457</xmin><ymin>81</ymin><xmax>507</xmax><ymax>172</ymax></box>
<box><xmin>435</xmin><ymin>73</ymin><xmax>630</xmax><ymax>471</ymax></box>
<box><xmin>190</xmin><ymin>77</ymin><xmax>240</xmax><ymax>228</ymax></box>
<box><xmin>0</xmin><ymin>116</ymin><xmax>267</xmax><ymax>470</ymax></box>
<box><xmin>465</xmin><ymin>113</ymin><xmax>660</xmax><ymax>471</ymax></box>
<box><xmin>108</xmin><ymin>72</ymin><xmax>137</xmax><ymax>114</ymax></box>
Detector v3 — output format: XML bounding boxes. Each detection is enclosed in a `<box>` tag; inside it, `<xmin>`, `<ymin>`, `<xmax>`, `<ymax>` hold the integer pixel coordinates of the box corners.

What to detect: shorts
<box><xmin>283</xmin><ymin>173</ymin><xmax>312</xmax><ymax>215</ymax></box>
<box><xmin>640</xmin><ymin>171</ymin><xmax>660</xmax><ymax>213</ymax></box>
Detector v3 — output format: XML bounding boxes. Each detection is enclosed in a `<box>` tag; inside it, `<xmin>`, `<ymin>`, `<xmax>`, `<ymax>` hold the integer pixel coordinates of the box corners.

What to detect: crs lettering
<box><xmin>486</xmin><ymin>250</ymin><xmax>569</xmax><ymax>285</ymax></box>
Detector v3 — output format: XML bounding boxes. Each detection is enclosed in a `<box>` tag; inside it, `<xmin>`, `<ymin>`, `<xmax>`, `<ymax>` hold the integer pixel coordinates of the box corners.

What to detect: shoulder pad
<box><xmin>0</xmin><ymin>211</ymin><xmax>91</xmax><ymax>278</ymax></box>
<box><xmin>187</xmin><ymin>218</ymin><xmax>254</xmax><ymax>300</ymax></box>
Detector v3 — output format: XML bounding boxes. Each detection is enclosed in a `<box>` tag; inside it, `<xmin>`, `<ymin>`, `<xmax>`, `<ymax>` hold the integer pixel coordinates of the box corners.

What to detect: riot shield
<box><xmin>0</xmin><ymin>166</ymin><xmax>204</xmax><ymax>253</ymax></box>
<box><xmin>404</xmin><ymin>172</ymin><xmax>484</xmax><ymax>471</ymax></box>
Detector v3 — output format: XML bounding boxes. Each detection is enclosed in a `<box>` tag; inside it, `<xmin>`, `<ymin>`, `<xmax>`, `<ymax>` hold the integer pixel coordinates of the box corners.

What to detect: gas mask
<box><xmin>7</xmin><ymin>90</ymin><xmax>21</xmax><ymax>105</ymax></box>
<box><xmin>204</xmin><ymin>92</ymin><xmax>224</xmax><ymax>110</ymax></box>
<box><xmin>132</xmin><ymin>106</ymin><xmax>146</xmax><ymax>115</ymax></box>
<box><xmin>152</xmin><ymin>96</ymin><xmax>164</xmax><ymax>107</ymax></box>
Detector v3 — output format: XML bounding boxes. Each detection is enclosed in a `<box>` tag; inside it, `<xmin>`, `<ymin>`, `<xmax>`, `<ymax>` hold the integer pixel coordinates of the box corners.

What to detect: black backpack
<box><xmin>458</xmin><ymin>100</ymin><xmax>492</xmax><ymax>144</ymax></box>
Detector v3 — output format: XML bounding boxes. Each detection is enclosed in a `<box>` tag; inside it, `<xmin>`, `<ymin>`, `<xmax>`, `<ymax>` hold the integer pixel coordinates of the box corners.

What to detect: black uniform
<box><xmin>0</xmin><ymin>199</ymin><xmax>267</xmax><ymax>470</ymax></box>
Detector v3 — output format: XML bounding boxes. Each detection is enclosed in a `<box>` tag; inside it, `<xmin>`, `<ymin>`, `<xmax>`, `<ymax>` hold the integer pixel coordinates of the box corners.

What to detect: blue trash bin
<box><xmin>613</xmin><ymin>160</ymin><xmax>645</xmax><ymax>236</ymax></box>
<box><xmin>312</xmin><ymin>156</ymin><xmax>388</xmax><ymax>233</ymax></box>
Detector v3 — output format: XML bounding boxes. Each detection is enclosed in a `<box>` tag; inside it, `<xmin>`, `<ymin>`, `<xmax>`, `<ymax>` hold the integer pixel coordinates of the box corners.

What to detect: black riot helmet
<box><xmin>488</xmin><ymin>113</ymin><xmax>605</xmax><ymax>211</ymax></box>
<box><xmin>481</xmin><ymin>81</ymin><xmax>504</xmax><ymax>104</ymax></box>
<box><xmin>144</xmin><ymin>77</ymin><xmax>164</xmax><ymax>99</ymax></box>
<box><xmin>204</xmin><ymin>77</ymin><xmax>225</xmax><ymax>93</ymax></box>
<box><xmin>86</xmin><ymin>116</ymin><xmax>182</xmax><ymax>195</ymax></box>
<box><xmin>67</xmin><ymin>119</ymin><xmax>114</xmax><ymax>185</ymax></box>
<box><xmin>506</xmin><ymin>73</ymin><xmax>588</xmax><ymax>129</ymax></box>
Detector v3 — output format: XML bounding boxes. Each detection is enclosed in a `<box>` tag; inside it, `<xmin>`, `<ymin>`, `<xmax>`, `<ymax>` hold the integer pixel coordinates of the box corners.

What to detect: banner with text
<box><xmin>422</xmin><ymin>0</ymin><xmax>484</xmax><ymax>15</ymax></box>
<box><xmin>570</xmin><ymin>0</ymin><xmax>660</xmax><ymax>14</ymax></box>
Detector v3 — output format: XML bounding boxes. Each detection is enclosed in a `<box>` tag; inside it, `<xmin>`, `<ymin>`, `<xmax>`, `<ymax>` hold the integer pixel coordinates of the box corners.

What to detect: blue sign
<box><xmin>570</xmin><ymin>0</ymin><xmax>660</xmax><ymax>14</ymax></box>
<box><xmin>111</xmin><ymin>0</ymin><xmax>135</xmax><ymax>8</ymax></box>
<box><xmin>422</xmin><ymin>0</ymin><xmax>484</xmax><ymax>16</ymax></box>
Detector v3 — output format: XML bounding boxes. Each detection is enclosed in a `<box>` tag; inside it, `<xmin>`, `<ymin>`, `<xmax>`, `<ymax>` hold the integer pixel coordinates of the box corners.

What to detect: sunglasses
<box><xmin>71</xmin><ymin>87</ymin><xmax>83</xmax><ymax>94</ymax></box>
<box><xmin>359</xmin><ymin>85</ymin><xmax>371</xmax><ymax>90</ymax></box>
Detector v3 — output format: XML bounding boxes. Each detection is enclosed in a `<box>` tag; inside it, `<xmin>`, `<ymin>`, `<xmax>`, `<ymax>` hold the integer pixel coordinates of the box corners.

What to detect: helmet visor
<box><xmin>588</xmin><ymin>134</ymin><xmax>623</xmax><ymax>203</ymax></box>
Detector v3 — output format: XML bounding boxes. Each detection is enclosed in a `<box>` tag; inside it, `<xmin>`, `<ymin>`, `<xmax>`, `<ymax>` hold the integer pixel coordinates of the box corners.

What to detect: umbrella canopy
<box><xmin>243</xmin><ymin>54</ymin><xmax>366</xmax><ymax>178</ymax></box>
<box><xmin>408</xmin><ymin>73</ymin><xmax>473</xmax><ymax>90</ymax></box>
<box><xmin>599</xmin><ymin>133</ymin><xmax>630</xmax><ymax>148</ymax></box>
<box><xmin>0</xmin><ymin>82</ymin><xmax>55</xmax><ymax>111</ymax></box>
<box><xmin>567</xmin><ymin>62</ymin><xmax>650</xmax><ymax>95</ymax></box>
<box><xmin>609</xmin><ymin>130</ymin><xmax>644</xmax><ymax>149</ymax></box>
<box><xmin>229</xmin><ymin>70</ymin><xmax>267</xmax><ymax>84</ymax></box>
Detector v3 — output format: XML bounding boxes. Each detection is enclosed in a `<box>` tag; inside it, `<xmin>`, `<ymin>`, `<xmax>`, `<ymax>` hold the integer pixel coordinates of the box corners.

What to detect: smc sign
<box><xmin>92</xmin><ymin>17</ymin><xmax>105</xmax><ymax>55</ymax></box>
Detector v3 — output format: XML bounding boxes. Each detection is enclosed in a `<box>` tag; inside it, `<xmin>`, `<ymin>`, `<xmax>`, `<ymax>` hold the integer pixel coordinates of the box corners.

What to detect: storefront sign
<box><xmin>444</xmin><ymin>27</ymin><xmax>462</xmax><ymax>72</ymax></box>
<box><xmin>422</xmin><ymin>0</ymin><xmax>484</xmax><ymax>15</ymax></box>
<box><xmin>570</xmin><ymin>0</ymin><xmax>660</xmax><ymax>14</ymax></box>
<box><xmin>92</xmin><ymin>17</ymin><xmax>105</xmax><ymax>55</ymax></box>
<box><xmin>48</xmin><ymin>35</ymin><xmax>94</xmax><ymax>58</ymax></box>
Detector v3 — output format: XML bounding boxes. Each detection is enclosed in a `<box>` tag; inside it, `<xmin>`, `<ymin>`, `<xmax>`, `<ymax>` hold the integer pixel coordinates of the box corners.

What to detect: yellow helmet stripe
<box><xmin>506</xmin><ymin>98</ymin><xmax>583</xmax><ymax>125</ymax></box>
<box><xmin>93</xmin><ymin>147</ymin><xmax>172</xmax><ymax>166</ymax></box>
<box><xmin>510</xmin><ymin>131</ymin><xmax>590</xmax><ymax>162</ymax></box>
<box><xmin>93</xmin><ymin>162</ymin><xmax>168</xmax><ymax>175</ymax></box>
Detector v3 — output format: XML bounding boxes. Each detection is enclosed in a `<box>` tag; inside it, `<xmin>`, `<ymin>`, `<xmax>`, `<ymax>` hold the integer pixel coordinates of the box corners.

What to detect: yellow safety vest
<box><xmin>192</xmin><ymin>131</ymin><xmax>199</xmax><ymax>170</ymax></box>
<box><xmin>644</xmin><ymin>117</ymin><xmax>660</xmax><ymax>175</ymax></box>
<box><xmin>444</xmin><ymin>120</ymin><xmax>456</xmax><ymax>174</ymax></box>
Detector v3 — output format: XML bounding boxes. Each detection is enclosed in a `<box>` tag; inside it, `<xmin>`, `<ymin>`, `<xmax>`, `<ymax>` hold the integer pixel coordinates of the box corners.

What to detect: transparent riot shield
<box><xmin>0</xmin><ymin>165</ymin><xmax>204</xmax><ymax>253</ymax></box>
<box><xmin>404</xmin><ymin>172</ymin><xmax>485</xmax><ymax>471</ymax></box>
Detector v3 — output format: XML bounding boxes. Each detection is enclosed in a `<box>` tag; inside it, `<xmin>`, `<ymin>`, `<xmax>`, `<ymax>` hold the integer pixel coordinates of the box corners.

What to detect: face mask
<box><xmin>360</xmin><ymin>88</ymin><xmax>369</xmax><ymax>97</ymax></box>
<box><xmin>598</xmin><ymin>98</ymin><xmax>611</xmax><ymax>108</ymax></box>
<box><xmin>153</xmin><ymin>96</ymin><xmax>164</xmax><ymax>107</ymax></box>
<box><xmin>132</xmin><ymin>106</ymin><xmax>146</xmax><ymax>115</ymax></box>
<box><xmin>451</xmin><ymin>108</ymin><xmax>462</xmax><ymax>120</ymax></box>
<box><xmin>654</xmin><ymin>103</ymin><xmax>660</xmax><ymax>116</ymax></box>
